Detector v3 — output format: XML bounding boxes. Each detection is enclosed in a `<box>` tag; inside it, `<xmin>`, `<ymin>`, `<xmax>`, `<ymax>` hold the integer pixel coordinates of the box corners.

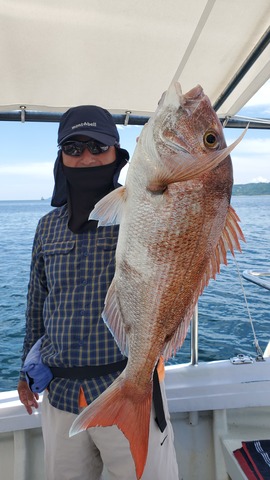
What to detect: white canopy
<box><xmin>0</xmin><ymin>0</ymin><xmax>269</xmax><ymax>120</ymax></box>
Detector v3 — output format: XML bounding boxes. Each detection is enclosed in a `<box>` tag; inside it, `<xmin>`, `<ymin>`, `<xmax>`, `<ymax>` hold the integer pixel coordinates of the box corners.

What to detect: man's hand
<box><xmin>17</xmin><ymin>380</ymin><xmax>39</xmax><ymax>415</ymax></box>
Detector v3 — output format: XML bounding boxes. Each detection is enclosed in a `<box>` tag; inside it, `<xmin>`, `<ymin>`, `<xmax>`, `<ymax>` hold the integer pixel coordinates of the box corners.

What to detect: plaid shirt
<box><xmin>21</xmin><ymin>205</ymin><xmax>125</xmax><ymax>414</ymax></box>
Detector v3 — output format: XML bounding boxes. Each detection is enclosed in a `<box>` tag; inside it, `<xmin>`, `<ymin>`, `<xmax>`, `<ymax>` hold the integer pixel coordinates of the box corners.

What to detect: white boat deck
<box><xmin>1</xmin><ymin>358</ymin><xmax>270</xmax><ymax>480</ymax></box>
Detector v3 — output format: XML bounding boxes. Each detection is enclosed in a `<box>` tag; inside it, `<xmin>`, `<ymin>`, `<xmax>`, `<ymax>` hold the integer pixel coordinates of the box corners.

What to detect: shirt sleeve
<box><xmin>20</xmin><ymin>220</ymin><xmax>48</xmax><ymax>380</ymax></box>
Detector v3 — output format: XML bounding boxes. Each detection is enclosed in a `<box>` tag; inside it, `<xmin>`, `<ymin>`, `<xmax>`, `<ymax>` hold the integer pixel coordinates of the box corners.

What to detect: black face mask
<box><xmin>51</xmin><ymin>147</ymin><xmax>129</xmax><ymax>208</ymax></box>
<box><xmin>62</xmin><ymin>160</ymin><xmax>118</xmax><ymax>233</ymax></box>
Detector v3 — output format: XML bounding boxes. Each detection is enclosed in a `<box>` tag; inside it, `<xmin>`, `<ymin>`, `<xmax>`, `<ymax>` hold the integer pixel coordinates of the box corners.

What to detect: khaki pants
<box><xmin>41</xmin><ymin>383</ymin><xmax>179</xmax><ymax>480</ymax></box>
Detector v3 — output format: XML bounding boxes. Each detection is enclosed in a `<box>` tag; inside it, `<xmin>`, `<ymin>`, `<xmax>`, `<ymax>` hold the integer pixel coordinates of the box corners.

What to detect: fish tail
<box><xmin>69</xmin><ymin>374</ymin><xmax>152</xmax><ymax>480</ymax></box>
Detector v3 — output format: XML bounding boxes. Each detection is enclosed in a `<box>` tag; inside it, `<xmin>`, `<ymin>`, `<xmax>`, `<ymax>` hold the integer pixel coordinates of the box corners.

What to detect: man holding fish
<box><xmin>69</xmin><ymin>82</ymin><xmax>245</xmax><ymax>479</ymax></box>
<box><xmin>17</xmin><ymin>104</ymin><xmax>179</xmax><ymax>479</ymax></box>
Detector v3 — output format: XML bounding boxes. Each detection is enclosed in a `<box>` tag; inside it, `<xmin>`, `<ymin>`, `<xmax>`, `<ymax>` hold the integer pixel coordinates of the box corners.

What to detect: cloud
<box><xmin>227</xmin><ymin>131</ymin><xmax>270</xmax><ymax>184</ymax></box>
<box><xmin>0</xmin><ymin>162</ymin><xmax>54</xmax><ymax>177</ymax></box>
<box><xmin>231</xmin><ymin>137</ymin><xmax>270</xmax><ymax>155</ymax></box>
<box><xmin>245</xmin><ymin>80</ymin><xmax>270</xmax><ymax>107</ymax></box>
<box><xmin>232</xmin><ymin>152</ymin><xmax>270</xmax><ymax>184</ymax></box>
<box><xmin>237</xmin><ymin>80</ymin><xmax>270</xmax><ymax>117</ymax></box>
<box><xmin>118</xmin><ymin>163</ymin><xmax>129</xmax><ymax>185</ymax></box>
<box><xmin>0</xmin><ymin>161</ymin><xmax>54</xmax><ymax>200</ymax></box>
<box><xmin>117</xmin><ymin>125</ymin><xmax>142</xmax><ymax>130</ymax></box>
<box><xmin>251</xmin><ymin>176</ymin><xmax>269</xmax><ymax>183</ymax></box>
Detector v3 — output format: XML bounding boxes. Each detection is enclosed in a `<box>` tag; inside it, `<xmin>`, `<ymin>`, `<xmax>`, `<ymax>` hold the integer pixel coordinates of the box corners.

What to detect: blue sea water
<box><xmin>0</xmin><ymin>197</ymin><xmax>269</xmax><ymax>392</ymax></box>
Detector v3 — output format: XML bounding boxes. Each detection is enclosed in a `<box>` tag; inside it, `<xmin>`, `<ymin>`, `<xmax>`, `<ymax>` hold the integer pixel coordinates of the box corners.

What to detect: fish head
<box><xmin>160</xmin><ymin>83</ymin><xmax>227</xmax><ymax>155</ymax></box>
<box><xmin>138</xmin><ymin>82</ymin><xmax>246</xmax><ymax>189</ymax></box>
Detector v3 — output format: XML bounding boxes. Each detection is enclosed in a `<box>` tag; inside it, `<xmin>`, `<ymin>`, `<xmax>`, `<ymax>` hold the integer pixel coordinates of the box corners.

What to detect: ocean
<box><xmin>0</xmin><ymin>196</ymin><xmax>269</xmax><ymax>392</ymax></box>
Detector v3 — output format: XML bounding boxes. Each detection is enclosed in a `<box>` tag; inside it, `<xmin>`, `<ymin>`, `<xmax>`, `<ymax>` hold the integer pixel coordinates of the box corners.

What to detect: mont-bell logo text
<box><xmin>71</xmin><ymin>122</ymin><xmax>97</xmax><ymax>130</ymax></box>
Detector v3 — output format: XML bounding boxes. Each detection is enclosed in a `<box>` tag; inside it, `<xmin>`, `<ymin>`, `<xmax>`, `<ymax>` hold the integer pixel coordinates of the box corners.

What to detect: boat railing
<box><xmin>242</xmin><ymin>269</ymin><xmax>270</xmax><ymax>291</ymax></box>
<box><xmin>189</xmin><ymin>270</ymin><xmax>270</xmax><ymax>365</ymax></box>
<box><xmin>190</xmin><ymin>304</ymin><xmax>199</xmax><ymax>365</ymax></box>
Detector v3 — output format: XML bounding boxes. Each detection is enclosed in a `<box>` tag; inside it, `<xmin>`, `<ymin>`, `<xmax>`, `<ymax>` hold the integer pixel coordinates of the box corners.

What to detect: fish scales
<box><xmin>70</xmin><ymin>83</ymin><xmax>246</xmax><ymax>479</ymax></box>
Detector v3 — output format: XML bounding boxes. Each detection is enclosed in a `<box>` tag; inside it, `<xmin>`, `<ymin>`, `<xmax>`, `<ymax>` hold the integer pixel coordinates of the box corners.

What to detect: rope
<box><xmin>233</xmin><ymin>255</ymin><xmax>265</xmax><ymax>360</ymax></box>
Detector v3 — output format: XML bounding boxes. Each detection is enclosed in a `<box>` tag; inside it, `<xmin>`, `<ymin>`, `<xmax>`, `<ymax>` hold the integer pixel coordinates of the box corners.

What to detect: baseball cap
<box><xmin>58</xmin><ymin>105</ymin><xmax>120</xmax><ymax>146</ymax></box>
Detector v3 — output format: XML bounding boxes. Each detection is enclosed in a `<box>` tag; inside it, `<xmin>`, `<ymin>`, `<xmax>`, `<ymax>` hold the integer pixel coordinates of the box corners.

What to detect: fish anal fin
<box><xmin>89</xmin><ymin>186</ymin><xmax>126</xmax><ymax>226</ymax></box>
<box><xmin>70</xmin><ymin>375</ymin><xmax>152</xmax><ymax>480</ymax></box>
<box><xmin>163</xmin><ymin>313</ymin><xmax>193</xmax><ymax>361</ymax></box>
<box><xmin>102</xmin><ymin>279</ymin><xmax>129</xmax><ymax>356</ymax></box>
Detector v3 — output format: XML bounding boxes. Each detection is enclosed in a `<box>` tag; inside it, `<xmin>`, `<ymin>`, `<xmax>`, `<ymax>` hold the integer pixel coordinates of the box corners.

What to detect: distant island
<box><xmin>40</xmin><ymin>183</ymin><xmax>270</xmax><ymax>200</ymax></box>
<box><xmin>232</xmin><ymin>182</ymin><xmax>270</xmax><ymax>196</ymax></box>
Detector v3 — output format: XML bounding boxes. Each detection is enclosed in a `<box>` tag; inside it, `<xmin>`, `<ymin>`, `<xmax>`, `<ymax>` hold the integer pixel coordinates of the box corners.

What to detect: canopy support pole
<box><xmin>169</xmin><ymin>0</ymin><xmax>217</xmax><ymax>87</ymax></box>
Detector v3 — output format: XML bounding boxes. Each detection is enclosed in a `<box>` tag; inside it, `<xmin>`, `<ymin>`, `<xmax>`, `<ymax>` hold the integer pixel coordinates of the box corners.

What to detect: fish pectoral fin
<box><xmin>89</xmin><ymin>186</ymin><xmax>126</xmax><ymax>226</ymax></box>
<box><xmin>69</xmin><ymin>375</ymin><xmax>152</xmax><ymax>480</ymax></box>
<box><xmin>102</xmin><ymin>279</ymin><xmax>129</xmax><ymax>356</ymax></box>
<box><xmin>148</xmin><ymin>127</ymin><xmax>248</xmax><ymax>190</ymax></box>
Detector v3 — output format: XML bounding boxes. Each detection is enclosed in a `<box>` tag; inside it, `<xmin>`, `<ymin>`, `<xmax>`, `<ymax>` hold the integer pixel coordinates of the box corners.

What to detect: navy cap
<box><xmin>58</xmin><ymin>105</ymin><xmax>120</xmax><ymax>146</ymax></box>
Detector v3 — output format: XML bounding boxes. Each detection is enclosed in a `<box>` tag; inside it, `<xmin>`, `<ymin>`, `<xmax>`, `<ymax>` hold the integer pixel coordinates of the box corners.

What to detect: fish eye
<box><xmin>203</xmin><ymin>131</ymin><xmax>219</xmax><ymax>149</ymax></box>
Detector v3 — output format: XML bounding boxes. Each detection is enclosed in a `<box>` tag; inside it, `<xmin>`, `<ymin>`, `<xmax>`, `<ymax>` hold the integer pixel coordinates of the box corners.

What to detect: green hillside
<box><xmin>232</xmin><ymin>183</ymin><xmax>270</xmax><ymax>195</ymax></box>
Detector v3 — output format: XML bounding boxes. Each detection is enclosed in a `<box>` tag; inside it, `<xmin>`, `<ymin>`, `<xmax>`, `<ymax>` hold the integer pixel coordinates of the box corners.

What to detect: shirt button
<box><xmin>80</xmin><ymin>310</ymin><xmax>85</xmax><ymax>316</ymax></box>
<box><xmin>82</xmin><ymin>280</ymin><xmax>87</xmax><ymax>286</ymax></box>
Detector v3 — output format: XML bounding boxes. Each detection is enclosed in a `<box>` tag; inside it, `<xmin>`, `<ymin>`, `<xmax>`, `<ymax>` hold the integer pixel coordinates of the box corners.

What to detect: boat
<box><xmin>0</xmin><ymin>1</ymin><xmax>270</xmax><ymax>479</ymax></box>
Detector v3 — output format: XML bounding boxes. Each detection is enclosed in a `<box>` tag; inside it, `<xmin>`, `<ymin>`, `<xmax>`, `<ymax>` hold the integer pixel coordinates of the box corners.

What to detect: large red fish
<box><xmin>70</xmin><ymin>83</ymin><xmax>246</xmax><ymax>479</ymax></box>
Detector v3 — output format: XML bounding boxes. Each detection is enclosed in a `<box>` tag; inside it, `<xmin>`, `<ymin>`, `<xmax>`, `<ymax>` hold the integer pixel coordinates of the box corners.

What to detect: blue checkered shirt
<box><xmin>20</xmin><ymin>205</ymin><xmax>125</xmax><ymax>414</ymax></box>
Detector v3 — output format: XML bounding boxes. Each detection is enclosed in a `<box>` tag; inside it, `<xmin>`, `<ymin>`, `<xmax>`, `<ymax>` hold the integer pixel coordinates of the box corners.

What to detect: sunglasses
<box><xmin>61</xmin><ymin>139</ymin><xmax>110</xmax><ymax>156</ymax></box>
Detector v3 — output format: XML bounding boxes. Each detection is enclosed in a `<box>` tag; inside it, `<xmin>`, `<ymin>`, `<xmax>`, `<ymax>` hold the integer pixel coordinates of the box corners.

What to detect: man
<box><xmin>17</xmin><ymin>105</ymin><xmax>179</xmax><ymax>480</ymax></box>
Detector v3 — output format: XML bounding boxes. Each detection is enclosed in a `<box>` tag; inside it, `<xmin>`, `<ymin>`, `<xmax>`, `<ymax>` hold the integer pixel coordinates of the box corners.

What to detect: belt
<box><xmin>50</xmin><ymin>358</ymin><xmax>128</xmax><ymax>380</ymax></box>
<box><xmin>50</xmin><ymin>358</ymin><xmax>167</xmax><ymax>433</ymax></box>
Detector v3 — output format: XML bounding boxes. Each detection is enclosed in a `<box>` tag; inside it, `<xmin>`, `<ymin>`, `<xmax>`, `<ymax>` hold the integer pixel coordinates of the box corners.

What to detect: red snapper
<box><xmin>70</xmin><ymin>83</ymin><xmax>246</xmax><ymax>479</ymax></box>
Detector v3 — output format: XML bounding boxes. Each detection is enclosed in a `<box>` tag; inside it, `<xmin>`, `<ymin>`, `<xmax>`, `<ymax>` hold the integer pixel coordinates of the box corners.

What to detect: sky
<box><xmin>0</xmin><ymin>81</ymin><xmax>269</xmax><ymax>200</ymax></box>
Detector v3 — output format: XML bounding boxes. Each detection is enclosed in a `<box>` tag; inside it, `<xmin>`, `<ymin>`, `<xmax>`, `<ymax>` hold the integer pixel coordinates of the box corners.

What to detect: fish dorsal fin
<box><xmin>102</xmin><ymin>279</ymin><xmax>129</xmax><ymax>356</ymax></box>
<box><xmin>200</xmin><ymin>205</ymin><xmax>245</xmax><ymax>290</ymax></box>
<box><xmin>89</xmin><ymin>186</ymin><xmax>126</xmax><ymax>226</ymax></box>
<box><xmin>147</xmin><ymin>127</ymin><xmax>247</xmax><ymax>192</ymax></box>
<box><xmin>162</xmin><ymin>205</ymin><xmax>245</xmax><ymax>361</ymax></box>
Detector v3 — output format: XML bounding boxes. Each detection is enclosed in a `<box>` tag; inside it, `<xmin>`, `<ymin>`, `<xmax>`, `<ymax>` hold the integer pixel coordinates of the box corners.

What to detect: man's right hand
<box><xmin>17</xmin><ymin>380</ymin><xmax>39</xmax><ymax>415</ymax></box>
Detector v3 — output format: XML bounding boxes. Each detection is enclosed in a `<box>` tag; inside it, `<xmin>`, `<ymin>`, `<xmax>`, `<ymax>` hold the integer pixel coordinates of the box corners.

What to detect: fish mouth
<box><xmin>157</xmin><ymin>84</ymin><xmax>206</xmax><ymax>155</ymax></box>
<box><xmin>161</xmin><ymin>82</ymin><xmax>205</xmax><ymax>113</ymax></box>
<box><xmin>180</xmin><ymin>84</ymin><xmax>205</xmax><ymax>112</ymax></box>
